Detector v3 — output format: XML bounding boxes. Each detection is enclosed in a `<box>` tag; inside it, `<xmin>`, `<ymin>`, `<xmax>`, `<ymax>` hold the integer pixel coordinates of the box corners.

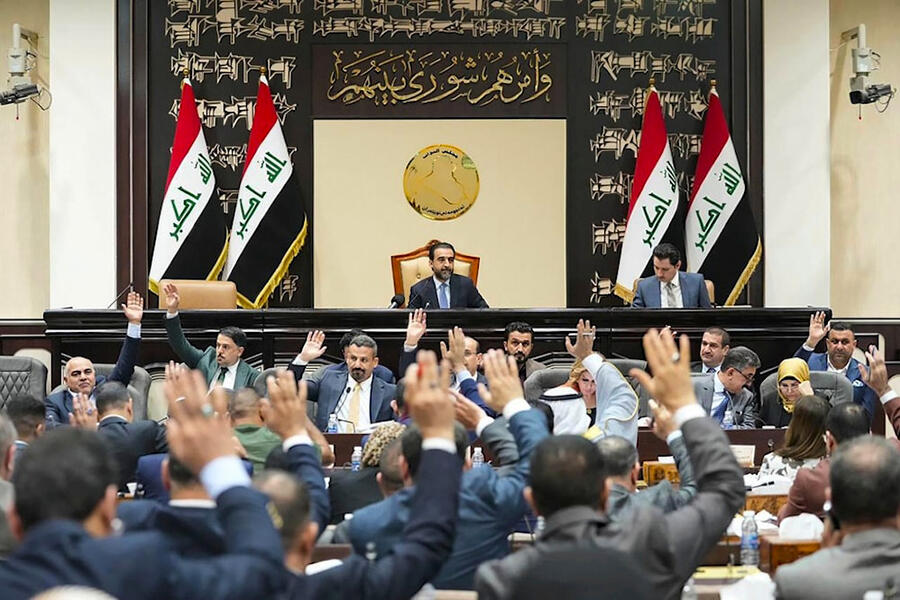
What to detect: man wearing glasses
<box><xmin>44</xmin><ymin>292</ymin><xmax>144</xmax><ymax>428</ymax></box>
<box><xmin>795</xmin><ymin>312</ymin><xmax>876</xmax><ymax>420</ymax></box>
<box><xmin>691</xmin><ymin>346</ymin><xmax>761</xmax><ymax>429</ymax></box>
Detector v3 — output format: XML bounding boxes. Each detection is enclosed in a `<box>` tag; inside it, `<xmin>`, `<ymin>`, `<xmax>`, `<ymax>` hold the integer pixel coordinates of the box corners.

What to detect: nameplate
<box><xmin>730</xmin><ymin>444</ymin><xmax>756</xmax><ymax>467</ymax></box>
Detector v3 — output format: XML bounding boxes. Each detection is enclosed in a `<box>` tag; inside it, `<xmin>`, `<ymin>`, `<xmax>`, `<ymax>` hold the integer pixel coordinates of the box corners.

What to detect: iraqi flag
<box><xmin>614</xmin><ymin>86</ymin><xmax>679</xmax><ymax>303</ymax></box>
<box><xmin>685</xmin><ymin>85</ymin><xmax>761</xmax><ymax>306</ymax></box>
<box><xmin>224</xmin><ymin>74</ymin><xmax>307</xmax><ymax>309</ymax></box>
<box><xmin>149</xmin><ymin>78</ymin><xmax>227</xmax><ymax>294</ymax></box>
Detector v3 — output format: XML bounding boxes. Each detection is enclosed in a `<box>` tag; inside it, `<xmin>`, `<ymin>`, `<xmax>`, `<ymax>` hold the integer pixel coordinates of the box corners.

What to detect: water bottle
<box><xmin>327</xmin><ymin>413</ymin><xmax>338</xmax><ymax>433</ymax></box>
<box><xmin>471</xmin><ymin>447</ymin><xmax>484</xmax><ymax>469</ymax></box>
<box><xmin>681</xmin><ymin>577</ymin><xmax>698</xmax><ymax>600</ymax></box>
<box><xmin>351</xmin><ymin>446</ymin><xmax>362</xmax><ymax>472</ymax></box>
<box><xmin>740</xmin><ymin>510</ymin><xmax>759</xmax><ymax>566</ymax></box>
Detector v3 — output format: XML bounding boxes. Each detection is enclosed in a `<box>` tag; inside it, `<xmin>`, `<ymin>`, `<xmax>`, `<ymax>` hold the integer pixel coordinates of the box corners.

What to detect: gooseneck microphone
<box><xmin>388</xmin><ymin>294</ymin><xmax>405</xmax><ymax>309</ymax></box>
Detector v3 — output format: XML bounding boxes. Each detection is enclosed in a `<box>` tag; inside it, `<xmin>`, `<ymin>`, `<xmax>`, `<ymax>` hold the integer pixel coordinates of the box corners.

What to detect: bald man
<box><xmin>44</xmin><ymin>292</ymin><xmax>144</xmax><ymax>428</ymax></box>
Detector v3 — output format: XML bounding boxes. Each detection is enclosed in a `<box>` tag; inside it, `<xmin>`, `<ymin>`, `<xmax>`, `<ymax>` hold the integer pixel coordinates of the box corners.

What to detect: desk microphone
<box><xmin>388</xmin><ymin>294</ymin><xmax>404</xmax><ymax>309</ymax></box>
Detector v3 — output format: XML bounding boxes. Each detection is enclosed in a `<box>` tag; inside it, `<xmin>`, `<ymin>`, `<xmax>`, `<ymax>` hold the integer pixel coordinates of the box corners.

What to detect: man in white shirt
<box><xmin>289</xmin><ymin>332</ymin><xmax>396</xmax><ymax>432</ymax></box>
<box><xmin>632</xmin><ymin>243</ymin><xmax>711</xmax><ymax>309</ymax></box>
<box><xmin>693</xmin><ymin>327</ymin><xmax>730</xmax><ymax>373</ymax></box>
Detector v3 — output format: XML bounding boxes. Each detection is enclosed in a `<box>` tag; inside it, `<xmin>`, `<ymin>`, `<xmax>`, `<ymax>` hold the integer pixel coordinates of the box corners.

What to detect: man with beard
<box><xmin>163</xmin><ymin>282</ymin><xmax>260</xmax><ymax>390</ymax></box>
<box><xmin>289</xmin><ymin>332</ymin><xmax>396</xmax><ymax>432</ymax></box>
<box><xmin>794</xmin><ymin>312</ymin><xmax>876</xmax><ymax>420</ymax></box>
<box><xmin>504</xmin><ymin>322</ymin><xmax>546</xmax><ymax>384</ymax></box>
<box><xmin>407</xmin><ymin>242</ymin><xmax>488</xmax><ymax>309</ymax></box>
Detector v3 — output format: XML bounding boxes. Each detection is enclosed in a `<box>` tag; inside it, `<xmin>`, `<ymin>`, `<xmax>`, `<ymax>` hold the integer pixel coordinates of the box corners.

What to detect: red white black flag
<box><xmin>224</xmin><ymin>75</ymin><xmax>307</xmax><ymax>308</ymax></box>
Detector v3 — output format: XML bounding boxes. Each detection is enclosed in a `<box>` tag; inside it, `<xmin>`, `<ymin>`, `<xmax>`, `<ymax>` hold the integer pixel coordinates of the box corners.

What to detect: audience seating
<box><xmin>758</xmin><ymin>370</ymin><xmax>854</xmax><ymax>407</ymax></box>
<box><xmin>48</xmin><ymin>364</ymin><xmax>151</xmax><ymax>420</ymax></box>
<box><xmin>0</xmin><ymin>356</ymin><xmax>48</xmax><ymax>410</ymax></box>
<box><xmin>13</xmin><ymin>348</ymin><xmax>52</xmax><ymax>395</ymax></box>
<box><xmin>156</xmin><ymin>279</ymin><xmax>237</xmax><ymax>309</ymax></box>
<box><xmin>391</xmin><ymin>240</ymin><xmax>480</xmax><ymax>306</ymax></box>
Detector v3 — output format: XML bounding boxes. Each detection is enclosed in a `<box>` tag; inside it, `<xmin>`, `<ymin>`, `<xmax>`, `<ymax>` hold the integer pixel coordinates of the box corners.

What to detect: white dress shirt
<box><xmin>659</xmin><ymin>271</ymin><xmax>683</xmax><ymax>309</ymax></box>
<box><xmin>335</xmin><ymin>375</ymin><xmax>373</xmax><ymax>433</ymax></box>
<box><xmin>209</xmin><ymin>362</ymin><xmax>239</xmax><ymax>391</ymax></box>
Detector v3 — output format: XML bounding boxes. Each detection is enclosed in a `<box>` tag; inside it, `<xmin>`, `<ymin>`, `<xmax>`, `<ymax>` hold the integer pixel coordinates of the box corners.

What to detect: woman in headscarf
<box><xmin>761</xmin><ymin>358</ymin><xmax>813</xmax><ymax>427</ymax></box>
<box><xmin>539</xmin><ymin>361</ymin><xmax>593</xmax><ymax>435</ymax></box>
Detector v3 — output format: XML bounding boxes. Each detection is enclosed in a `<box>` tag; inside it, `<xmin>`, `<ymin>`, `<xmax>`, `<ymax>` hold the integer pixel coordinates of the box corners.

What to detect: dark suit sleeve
<box><xmin>287</xmin><ymin>363</ymin><xmax>320</xmax><ymax>403</ymax></box>
<box><xmin>632</xmin><ymin>281</ymin><xmax>646</xmax><ymax>308</ymax></box>
<box><xmin>885</xmin><ymin>397</ymin><xmax>900</xmax><ymax>438</ymax></box>
<box><xmin>44</xmin><ymin>393</ymin><xmax>66</xmax><ymax>429</ymax></box>
<box><xmin>665</xmin><ymin>433</ymin><xmax>697</xmax><ymax>508</ymax></box>
<box><xmin>151</xmin><ymin>421</ymin><xmax>169</xmax><ymax>454</ymax></box>
<box><xmin>468</xmin><ymin>279</ymin><xmax>489</xmax><ymax>308</ymax></box>
<box><xmin>398</xmin><ymin>348</ymin><xmax>417</xmax><ymax>381</ymax></box>
<box><xmin>302</xmin><ymin>449</ymin><xmax>462</xmax><ymax>600</ymax></box>
<box><xmin>286</xmin><ymin>443</ymin><xmax>329</xmax><ymax>538</ymax></box>
<box><xmin>164</xmin><ymin>314</ymin><xmax>206</xmax><ymax>368</ymax></box>
<box><xmin>108</xmin><ymin>333</ymin><xmax>140</xmax><ymax>385</ymax></box>
<box><xmin>459</xmin><ymin>376</ymin><xmax>497</xmax><ymax>417</ymax></box>
<box><xmin>657</xmin><ymin>416</ymin><xmax>746</xmax><ymax>582</ymax></box>
<box><xmin>697</xmin><ymin>276</ymin><xmax>712</xmax><ymax>308</ymax></box>
<box><xmin>793</xmin><ymin>346</ymin><xmax>814</xmax><ymax>361</ymax></box>
<box><xmin>479</xmin><ymin>418</ymin><xmax>519</xmax><ymax>466</ymax></box>
<box><xmin>407</xmin><ymin>282</ymin><xmax>425</xmax><ymax>309</ymax></box>
<box><xmin>168</xmin><ymin>486</ymin><xmax>287</xmax><ymax>599</ymax></box>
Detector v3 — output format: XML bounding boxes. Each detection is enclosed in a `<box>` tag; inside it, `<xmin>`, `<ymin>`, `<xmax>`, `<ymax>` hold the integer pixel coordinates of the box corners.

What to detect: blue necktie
<box><xmin>439</xmin><ymin>283</ymin><xmax>450</xmax><ymax>309</ymax></box>
<box><xmin>712</xmin><ymin>390</ymin><xmax>731</xmax><ymax>425</ymax></box>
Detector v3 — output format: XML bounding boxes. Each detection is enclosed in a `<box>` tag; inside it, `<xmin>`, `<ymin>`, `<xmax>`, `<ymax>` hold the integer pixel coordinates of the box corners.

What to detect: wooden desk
<box><xmin>326</xmin><ymin>432</ymin><xmax>492</xmax><ymax>465</ymax></box>
<box><xmin>745</xmin><ymin>492</ymin><xmax>788</xmax><ymax>515</ymax></box>
<box><xmin>637</xmin><ymin>428</ymin><xmax>786</xmax><ymax>466</ymax></box>
<box><xmin>704</xmin><ymin>533</ymin><xmax>820</xmax><ymax>573</ymax></box>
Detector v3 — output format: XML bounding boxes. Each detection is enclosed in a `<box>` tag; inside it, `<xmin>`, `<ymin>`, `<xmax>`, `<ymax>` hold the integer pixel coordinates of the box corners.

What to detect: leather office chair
<box><xmin>157</xmin><ymin>279</ymin><xmax>238</xmax><ymax>309</ymax></box>
<box><xmin>253</xmin><ymin>366</ymin><xmax>321</xmax><ymax>422</ymax></box>
<box><xmin>49</xmin><ymin>365</ymin><xmax>151</xmax><ymax>421</ymax></box>
<box><xmin>0</xmin><ymin>356</ymin><xmax>48</xmax><ymax>410</ymax></box>
<box><xmin>759</xmin><ymin>370</ymin><xmax>854</xmax><ymax>409</ymax></box>
<box><xmin>390</xmin><ymin>240</ymin><xmax>480</xmax><ymax>307</ymax></box>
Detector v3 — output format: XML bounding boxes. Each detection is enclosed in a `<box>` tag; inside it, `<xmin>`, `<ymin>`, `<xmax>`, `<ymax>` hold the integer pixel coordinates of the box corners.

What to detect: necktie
<box><xmin>348</xmin><ymin>383</ymin><xmax>361</xmax><ymax>431</ymax></box>
<box><xmin>216</xmin><ymin>367</ymin><xmax>228</xmax><ymax>385</ymax></box>
<box><xmin>666</xmin><ymin>282</ymin><xmax>678</xmax><ymax>308</ymax></box>
<box><xmin>439</xmin><ymin>283</ymin><xmax>450</xmax><ymax>309</ymax></box>
<box><xmin>712</xmin><ymin>390</ymin><xmax>731</xmax><ymax>424</ymax></box>
<box><xmin>707</xmin><ymin>367</ymin><xmax>717</xmax><ymax>374</ymax></box>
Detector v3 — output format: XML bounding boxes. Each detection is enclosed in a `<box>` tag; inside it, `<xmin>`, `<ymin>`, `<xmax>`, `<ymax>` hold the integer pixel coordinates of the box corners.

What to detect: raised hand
<box><xmin>260</xmin><ymin>369</ymin><xmax>309</xmax><ymax>440</ymax></box>
<box><xmin>629</xmin><ymin>328</ymin><xmax>696</xmax><ymax>412</ymax></box>
<box><xmin>403</xmin><ymin>351</ymin><xmax>454</xmax><ymax>441</ymax></box>
<box><xmin>564</xmin><ymin>319</ymin><xmax>596</xmax><ymax>361</ymax></box>
<box><xmin>453</xmin><ymin>390</ymin><xmax>486</xmax><ymax>431</ymax></box>
<box><xmin>164</xmin><ymin>361</ymin><xmax>237</xmax><ymax>474</ymax></box>
<box><xmin>860</xmin><ymin>346</ymin><xmax>890</xmax><ymax>396</ymax></box>
<box><xmin>440</xmin><ymin>326</ymin><xmax>467</xmax><ymax>371</ymax></box>
<box><xmin>299</xmin><ymin>330</ymin><xmax>327</xmax><ymax>362</ymax></box>
<box><xmin>477</xmin><ymin>349</ymin><xmax>524</xmax><ymax>414</ymax></box>
<box><xmin>163</xmin><ymin>283</ymin><xmax>180</xmax><ymax>314</ymax></box>
<box><xmin>649</xmin><ymin>399</ymin><xmax>675</xmax><ymax>441</ymax></box>
<box><xmin>806</xmin><ymin>311</ymin><xmax>830</xmax><ymax>347</ymax></box>
<box><xmin>122</xmin><ymin>290</ymin><xmax>144</xmax><ymax>324</ymax></box>
<box><xmin>68</xmin><ymin>393</ymin><xmax>98</xmax><ymax>429</ymax></box>
<box><xmin>405</xmin><ymin>308</ymin><xmax>427</xmax><ymax>347</ymax></box>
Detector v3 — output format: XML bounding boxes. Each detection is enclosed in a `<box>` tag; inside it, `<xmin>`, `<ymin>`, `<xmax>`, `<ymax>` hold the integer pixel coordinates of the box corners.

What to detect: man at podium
<box><xmin>407</xmin><ymin>241</ymin><xmax>489</xmax><ymax>309</ymax></box>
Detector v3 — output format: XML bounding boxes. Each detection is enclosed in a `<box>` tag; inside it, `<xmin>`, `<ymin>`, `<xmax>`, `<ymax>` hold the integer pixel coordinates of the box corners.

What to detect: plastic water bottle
<box><xmin>681</xmin><ymin>577</ymin><xmax>698</xmax><ymax>600</ymax></box>
<box><xmin>471</xmin><ymin>447</ymin><xmax>484</xmax><ymax>469</ymax></box>
<box><xmin>351</xmin><ymin>446</ymin><xmax>362</xmax><ymax>472</ymax></box>
<box><xmin>327</xmin><ymin>413</ymin><xmax>338</xmax><ymax>433</ymax></box>
<box><xmin>740</xmin><ymin>510</ymin><xmax>759</xmax><ymax>566</ymax></box>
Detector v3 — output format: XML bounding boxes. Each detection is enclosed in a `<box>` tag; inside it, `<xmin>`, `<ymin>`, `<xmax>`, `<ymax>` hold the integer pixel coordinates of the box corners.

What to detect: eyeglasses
<box><xmin>735</xmin><ymin>370</ymin><xmax>755</xmax><ymax>383</ymax></box>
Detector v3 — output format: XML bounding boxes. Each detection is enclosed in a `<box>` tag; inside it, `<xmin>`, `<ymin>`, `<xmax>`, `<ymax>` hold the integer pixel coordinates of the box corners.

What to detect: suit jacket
<box><xmin>777</xmin><ymin>458</ymin><xmax>830</xmax><ymax>523</ymax></box>
<box><xmin>399</xmin><ymin>347</ymin><xmax>486</xmax><ymax>390</ymax></box>
<box><xmin>118</xmin><ymin>501</ymin><xmax>225</xmax><ymax>558</ymax></box>
<box><xmin>775</xmin><ymin>528</ymin><xmax>900</xmax><ymax>600</ymax></box>
<box><xmin>328</xmin><ymin>467</ymin><xmax>382</xmax><ymax>524</ymax></box>
<box><xmin>793</xmin><ymin>346</ymin><xmax>876</xmax><ymax>419</ymax></box>
<box><xmin>605</xmin><ymin>432</ymin><xmax>697</xmax><ymax>522</ymax></box>
<box><xmin>134</xmin><ymin>454</ymin><xmax>255</xmax><ymax>504</ymax></box>
<box><xmin>164</xmin><ymin>314</ymin><xmax>259</xmax><ymax>389</ymax></box>
<box><xmin>0</xmin><ymin>480</ymin><xmax>15</xmax><ymax>559</ymax></box>
<box><xmin>692</xmin><ymin>373</ymin><xmax>758</xmax><ymax>428</ymax></box>
<box><xmin>349</xmin><ymin>409</ymin><xmax>548</xmax><ymax>590</ymax></box>
<box><xmin>407</xmin><ymin>273</ymin><xmax>489</xmax><ymax>309</ymax></box>
<box><xmin>290</xmin><ymin>450</ymin><xmax>461</xmax><ymax>600</ymax></box>
<box><xmin>0</xmin><ymin>486</ymin><xmax>286</xmax><ymax>600</ymax></box>
<box><xmin>13</xmin><ymin>440</ymin><xmax>28</xmax><ymax>466</ymax></box>
<box><xmin>44</xmin><ymin>333</ymin><xmax>140</xmax><ymax>428</ymax></box>
<box><xmin>287</xmin><ymin>364</ymin><xmax>396</xmax><ymax>432</ymax></box>
<box><xmin>475</xmin><ymin>416</ymin><xmax>745</xmax><ymax>600</ymax></box>
<box><xmin>632</xmin><ymin>272</ymin><xmax>711</xmax><ymax>309</ymax></box>
<box><xmin>97</xmin><ymin>416</ymin><xmax>169</xmax><ymax>490</ymax></box>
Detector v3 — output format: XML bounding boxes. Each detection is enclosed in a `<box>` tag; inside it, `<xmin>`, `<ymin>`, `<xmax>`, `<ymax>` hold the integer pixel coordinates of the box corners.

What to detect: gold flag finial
<box><xmin>710</xmin><ymin>78</ymin><xmax>717</xmax><ymax>88</ymax></box>
<box><xmin>648</xmin><ymin>77</ymin><xmax>656</xmax><ymax>88</ymax></box>
<box><xmin>181</xmin><ymin>68</ymin><xmax>188</xmax><ymax>89</ymax></box>
<box><xmin>260</xmin><ymin>66</ymin><xmax>267</xmax><ymax>76</ymax></box>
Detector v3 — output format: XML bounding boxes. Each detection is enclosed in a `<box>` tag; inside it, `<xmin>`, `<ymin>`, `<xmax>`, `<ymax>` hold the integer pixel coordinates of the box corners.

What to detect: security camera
<box><xmin>1</xmin><ymin>23</ymin><xmax>49</xmax><ymax>109</ymax></box>
<box><xmin>842</xmin><ymin>24</ymin><xmax>895</xmax><ymax>106</ymax></box>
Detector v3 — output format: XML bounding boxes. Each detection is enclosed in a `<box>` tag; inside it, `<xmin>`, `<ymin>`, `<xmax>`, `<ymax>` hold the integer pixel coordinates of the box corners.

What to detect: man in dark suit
<box><xmin>475</xmin><ymin>328</ymin><xmax>745</xmax><ymax>600</ymax></box>
<box><xmin>310</xmin><ymin>328</ymin><xmax>395</xmax><ymax>385</ymax></box>
<box><xmin>794</xmin><ymin>312</ymin><xmax>876</xmax><ymax>419</ymax></box>
<box><xmin>0</xmin><ymin>414</ymin><xmax>14</xmax><ymax>482</ymax></box>
<box><xmin>0</xmin><ymin>366</ymin><xmax>288</xmax><ymax>600</ymax></box>
<box><xmin>162</xmin><ymin>282</ymin><xmax>260</xmax><ymax>390</ymax></box>
<box><xmin>347</xmin><ymin>350</ymin><xmax>549</xmax><ymax>590</ymax></box>
<box><xmin>692</xmin><ymin>327</ymin><xmax>730</xmax><ymax>374</ymax></box>
<box><xmin>4</xmin><ymin>394</ymin><xmax>43</xmax><ymax>466</ymax></box>
<box><xmin>289</xmin><ymin>331</ymin><xmax>396</xmax><ymax>432</ymax></box>
<box><xmin>45</xmin><ymin>291</ymin><xmax>143</xmax><ymax>428</ymax></box>
<box><xmin>691</xmin><ymin>346</ymin><xmax>760</xmax><ymax>428</ymax></box>
<box><xmin>407</xmin><ymin>241</ymin><xmax>488</xmax><ymax>309</ymax></box>
<box><xmin>89</xmin><ymin>382</ymin><xmax>168</xmax><ymax>490</ymax></box>
<box><xmin>632</xmin><ymin>243</ymin><xmax>712</xmax><ymax>308</ymax></box>
<box><xmin>774</xmin><ymin>436</ymin><xmax>900</xmax><ymax>600</ymax></box>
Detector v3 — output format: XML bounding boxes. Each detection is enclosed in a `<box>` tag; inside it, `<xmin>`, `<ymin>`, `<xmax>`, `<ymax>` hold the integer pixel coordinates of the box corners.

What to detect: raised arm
<box><xmin>795</xmin><ymin>311</ymin><xmax>829</xmax><ymax>360</ymax></box>
<box><xmin>162</xmin><ymin>283</ymin><xmax>205</xmax><ymax>368</ymax></box>
<box><xmin>287</xmin><ymin>331</ymin><xmax>328</xmax><ymax>403</ymax></box>
<box><xmin>651</xmin><ymin>399</ymin><xmax>697</xmax><ymax>508</ymax></box>
<box><xmin>108</xmin><ymin>290</ymin><xmax>144</xmax><ymax>384</ymax></box>
<box><xmin>399</xmin><ymin>309</ymin><xmax>427</xmax><ymax>376</ymax></box>
<box><xmin>861</xmin><ymin>347</ymin><xmax>900</xmax><ymax>437</ymax></box>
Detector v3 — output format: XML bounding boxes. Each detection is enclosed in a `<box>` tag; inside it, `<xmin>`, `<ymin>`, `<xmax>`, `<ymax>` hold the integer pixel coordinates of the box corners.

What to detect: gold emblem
<box><xmin>403</xmin><ymin>145</ymin><xmax>479</xmax><ymax>221</ymax></box>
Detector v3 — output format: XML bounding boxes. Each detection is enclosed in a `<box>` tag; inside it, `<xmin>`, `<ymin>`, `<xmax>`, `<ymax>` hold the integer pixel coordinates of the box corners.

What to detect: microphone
<box><xmin>106</xmin><ymin>282</ymin><xmax>134</xmax><ymax>309</ymax></box>
<box><xmin>388</xmin><ymin>294</ymin><xmax>404</xmax><ymax>309</ymax></box>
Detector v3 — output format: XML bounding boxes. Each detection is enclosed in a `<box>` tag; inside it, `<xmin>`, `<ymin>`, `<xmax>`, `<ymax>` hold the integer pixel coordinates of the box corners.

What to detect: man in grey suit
<box><xmin>632</xmin><ymin>243</ymin><xmax>712</xmax><ymax>308</ymax></box>
<box><xmin>775</xmin><ymin>436</ymin><xmax>900</xmax><ymax>600</ymax></box>
<box><xmin>691</xmin><ymin>346</ymin><xmax>760</xmax><ymax>429</ymax></box>
<box><xmin>475</xmin><ymin>328</ymin><xmax>745</xmax><ymax>600</ymax></box>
